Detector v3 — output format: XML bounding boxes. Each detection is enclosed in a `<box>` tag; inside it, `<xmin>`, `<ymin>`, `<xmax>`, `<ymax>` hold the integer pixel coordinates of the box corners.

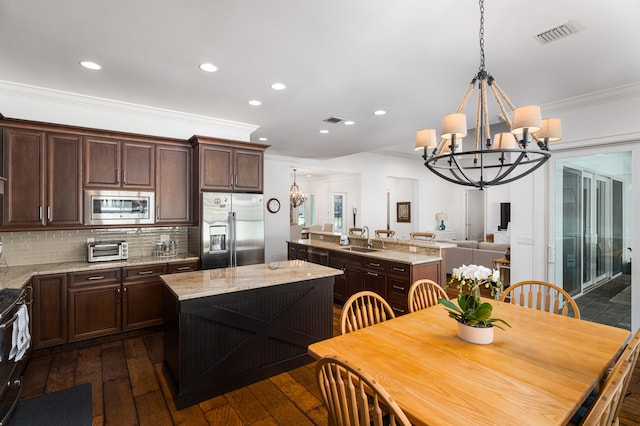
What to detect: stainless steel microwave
<box><xmin>84</xmin><ymin>190</ymin><xmax>155</xmax><ymax>225</ymax></box>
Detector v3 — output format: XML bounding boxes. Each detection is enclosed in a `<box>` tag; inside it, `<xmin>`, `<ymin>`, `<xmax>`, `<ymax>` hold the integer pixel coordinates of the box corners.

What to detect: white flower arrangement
<box><xmin>450</xmin><ymin>264</ymin><xmax>502</xmax><ymax>299</ymax></box>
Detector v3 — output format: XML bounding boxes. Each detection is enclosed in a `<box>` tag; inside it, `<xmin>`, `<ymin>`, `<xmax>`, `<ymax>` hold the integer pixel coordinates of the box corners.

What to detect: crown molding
<box><xmin>541</xmin><ymin>81</ymin><xmax>640</xmax><ymax>115</ymax></box>
<box><xmin>0</xmin><ymin>80</ymin><xmax>258</xmax><ymax>140</ymax></box>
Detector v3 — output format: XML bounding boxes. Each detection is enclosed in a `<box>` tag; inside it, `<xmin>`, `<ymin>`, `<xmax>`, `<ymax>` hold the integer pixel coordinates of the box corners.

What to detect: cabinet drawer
<box><xmin>363</xmin><ymin>259</ymin><xmax>385</xmax><ymax>271</ymax></box>
<box><xmin>387</xmin><ymin>262</ymin><xmax>410</xmax><ymax>278</ymax></box>
<box><xmin>123</xmin><ymin>264</ymin><xmax>168</xmax><ymax>282</ymax></box>
<box><xmin>388</xmin><ymin>277</ymin><xmax>410</xmax><ymax>296</ymax></box>
<box><xmin>68</xmin><ymin>268</ymin><xmax>121</xmax><ymax>288</ymax></box>
<box><xmin>167</xmin><ymin>261</ymin><xmax>199</xmax><ymax>274</ymax></box>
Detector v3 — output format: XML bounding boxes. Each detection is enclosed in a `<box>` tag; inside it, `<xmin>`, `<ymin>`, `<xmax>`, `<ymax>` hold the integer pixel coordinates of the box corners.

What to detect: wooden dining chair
<box><xmin>408</xmin><ymin>279</ymin><xmax>448</xmax><ymax>313</ymax></box>
<box><xmin>349</xmin><ymin>227</ymin><xmax>365</xmax><ymax>236</ymax></box>
<box><xmin>611</xmin><ymin>328</ymin><xmax>640</xmax><ymax>426</ymax></box>
<box><xmin>409</xmin><ymin>232</ymin><xmax>435</xmax><ymax>242</ymax></box>
<box><xmin>341</xmin><ymin>291</ymin><xmax>395</xmax><ymax>335</ymax></box>
<box><xmin>499</xmin><ymin>280</ymin><xmax>581</xmax><ymax>319</ymax></box>
<box><xmin>374</xmin><ymin>229</ymin><xmax>395</xmax><ymax>238</ymax></box>
<box><xmin>577</xmin><ymin>357</ymin><xmax>633</xmax><ymax>426</ymax></box>
<box><xmin>315</xmin><ymin>355</ymin><xmax>412</xmax><ymax>426</ymax></box>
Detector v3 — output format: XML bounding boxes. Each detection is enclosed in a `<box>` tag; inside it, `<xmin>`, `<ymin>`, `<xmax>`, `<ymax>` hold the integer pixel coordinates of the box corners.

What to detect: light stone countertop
<box><xmin>0</xmin><ymin>255</ymin><xmax>200</xmax><ymax>290</ymax></box>
<box><xmin>289</xmin><ymin>238</ymin><xmax>446</xmax><ymax>265</ymax></box>
<box><xmin>161</xmin><ymin>260</ymin><xmax>343</xmax><ymax>301</ymax></box>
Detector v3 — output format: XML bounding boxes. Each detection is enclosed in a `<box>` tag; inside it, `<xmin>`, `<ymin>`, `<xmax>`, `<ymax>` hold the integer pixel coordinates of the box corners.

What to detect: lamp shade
<box><xmin>415</xmin><ymin>129</ymin><xmax>437</xmax><ymax>150</ymax></box>
<box><xmin>436</xmin><ymin>212</ymin><xmax>448</xmax><ymax>221</ymax></box>
<box><xmin>538</xmin><ymin>118</ymin><xmax>562</xmax><ymax>142</ymax></box>
<box><xmin>493</xmin><ymin>132</ymin><xmax>517</xmax><ymax>149</ymax></box>
<box><xmin>511</xmin><ymin>105</ymin><xmax>542</xmax><ymax>135</ymax></box>
<box><xmin>441</xmin><ymin>113</ymin><xmax>467</xmax><ymax>139</ymax></box>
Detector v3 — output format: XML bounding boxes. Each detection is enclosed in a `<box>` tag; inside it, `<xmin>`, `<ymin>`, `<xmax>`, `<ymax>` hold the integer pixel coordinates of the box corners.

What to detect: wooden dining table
<box><xmin>308</xmin><ymin>299</ymin><xmax>630</xmax><ymax>426</ymax></box>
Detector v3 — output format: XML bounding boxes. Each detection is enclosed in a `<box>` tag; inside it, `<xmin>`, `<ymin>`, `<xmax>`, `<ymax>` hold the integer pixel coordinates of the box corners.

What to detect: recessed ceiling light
<box><xmin>259</xmin><ymin>137</ymin><xmax>268</xmax><ymax>141</ymax></box>
<box><xmin>344</xmin><ymin>120</ymin><xmax>355</xmax><ymax>126</ymax></box>
<box><xmin>270</xmin><ymin>82</ymin><xmax>286</xmax><ymax>90</ymax></box>
<box><xmin>248</xmin><ymin>100</ymin><xmax>262</xmax><ymax>106</ymax></box>
<box><xmin>199</xmin><ymin>63</ymin><xmax>218</xmax><ymax>72</ymax></box>
<box><xmin>80</xmin><ymin>61</ymin><xmax>101</xmax><ymax>70</ymax></box>
<box><xmin>373</xmin><ymin>110</ymin><xmax>386</xmax><ymax>116</ymax></box>
<box><xmin>320</xmin><ymin>130</ymin><xmax>329</xmax><ymax>134</ymax></box>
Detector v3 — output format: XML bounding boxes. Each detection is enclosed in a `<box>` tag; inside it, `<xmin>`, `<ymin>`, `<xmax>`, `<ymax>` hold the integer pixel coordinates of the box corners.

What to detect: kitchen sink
<box><xmin>341</xmin><ymin>246</ymin><xmax>379</xmax><ymax>253</ymax></box>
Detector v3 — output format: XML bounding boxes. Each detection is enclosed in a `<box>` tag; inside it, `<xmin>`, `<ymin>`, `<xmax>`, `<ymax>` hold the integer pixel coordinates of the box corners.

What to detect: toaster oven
<box><xmin>87</xmin><ymin>241</ymin><xmax>129</xmax><ymax>263</ymax></box>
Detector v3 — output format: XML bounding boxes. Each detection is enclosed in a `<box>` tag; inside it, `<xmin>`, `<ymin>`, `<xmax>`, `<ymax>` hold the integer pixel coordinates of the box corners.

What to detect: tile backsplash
<box><xmin>0</xmin><ymin>227</ymin><xmax>190</xmax><ymax>266</ymax></box>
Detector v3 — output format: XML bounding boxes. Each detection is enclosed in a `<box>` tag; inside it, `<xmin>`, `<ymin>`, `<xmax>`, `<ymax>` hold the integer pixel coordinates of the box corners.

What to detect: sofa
<box><xmin>437</xmin><ymin>240</ymin><xmax>510</xmax><ymax>275</ymax></box>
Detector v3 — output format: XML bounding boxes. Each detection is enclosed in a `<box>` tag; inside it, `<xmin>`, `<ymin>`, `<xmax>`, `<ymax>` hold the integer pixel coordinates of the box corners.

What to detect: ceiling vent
<box><xmin>535</xmin><ymin>20</ymin><xmax>583</xmax><ymax>45</ymax></box>
<box><xmin>323</xmin><ymin>116</ymin><xmax>344</xmax><ymax>124</ymax></box>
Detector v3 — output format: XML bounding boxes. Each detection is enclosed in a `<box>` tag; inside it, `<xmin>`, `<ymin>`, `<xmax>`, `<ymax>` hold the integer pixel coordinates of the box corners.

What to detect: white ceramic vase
<box><xmin>456</xmin><ymin>322</ymin><xmax>494</xmax><ymax>344</ymax></box>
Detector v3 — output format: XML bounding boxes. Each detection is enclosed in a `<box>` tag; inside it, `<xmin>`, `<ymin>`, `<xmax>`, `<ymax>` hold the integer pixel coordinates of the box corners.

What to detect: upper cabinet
<box><xmin>190</xmin><ymin>136</ymin><xmax>268</xmax><ymax>193</ymax></box>
<box><xmin>2</xmin><ymin>127</ymin><xmax>83</xmax><ymax>228</ymax></box>
<box><xmin>84</xmin><ymin>137</ymin><xmax>155</xmax><ymax>189</ymax></box>
<box><xmin>156</xmin><ymin>144</ymin><xmax>191</xmax><ymax>224</ymax></box>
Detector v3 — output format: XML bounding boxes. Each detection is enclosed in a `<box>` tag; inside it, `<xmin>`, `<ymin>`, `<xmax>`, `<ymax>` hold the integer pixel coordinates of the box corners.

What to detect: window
<box><xmin>333</xmin><ymin>193</ymin><xmax>345</xmax><ymax>231</ymax></box>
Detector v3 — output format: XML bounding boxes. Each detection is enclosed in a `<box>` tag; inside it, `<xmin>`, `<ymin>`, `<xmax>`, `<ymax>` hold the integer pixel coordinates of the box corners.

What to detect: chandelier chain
<box><xmin>478</xmin><ymin>0</ymin><xmax>485</xmax><ymax>73</ymax></box>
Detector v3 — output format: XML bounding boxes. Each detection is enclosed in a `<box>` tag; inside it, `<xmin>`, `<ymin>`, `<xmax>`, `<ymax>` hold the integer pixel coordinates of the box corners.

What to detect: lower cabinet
<box><xmin>67</xmin><ymin>268</ymin><xmax>122</xmax><ymax>342</ymax></box>
<box><xmin>122</xmin><ymin>264</ymin><xmax>167</xmax><ymax>330</ymax></box>
<box><xmin>31</xmin><ymin>260</ymin><xmax>199</xmax><ymax>347</ymax></box>
<box><xmin>31</xmin><ymin>273</ymin><xmax>67</xmax><ymax>349</ymax></box>
<box><xmin>363</xmin><ymin>259</ymin><xmax>386</xmax><ymax>298</ymax></box>
<box><xmin>287</xmin><ymin>242</ymin><xmax>308</xmax><ymax>261</ymax></box>
<box><xmin>328</xmin><ymin>251</ymin><xmax>363</xmax><ymax>304</ymax></box>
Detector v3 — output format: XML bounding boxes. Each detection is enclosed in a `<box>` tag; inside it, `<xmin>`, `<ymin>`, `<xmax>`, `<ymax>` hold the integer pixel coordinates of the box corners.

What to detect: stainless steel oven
<box><xmin>84</xmin><ymin>190</ymin><xmax>155</xmax><ymax>226</ymax></box>
<box><xmin>0</xmin><ymin>287</ymin><xmax>31</xmax><ymax>426</ymax></box>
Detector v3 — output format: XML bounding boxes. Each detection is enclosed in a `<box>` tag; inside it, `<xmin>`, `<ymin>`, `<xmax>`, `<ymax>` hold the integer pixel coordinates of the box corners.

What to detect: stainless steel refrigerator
<box><xmin>199</xmin><ymin>192</ymin><xmax>264</xmax><ymax>269</ymax></box>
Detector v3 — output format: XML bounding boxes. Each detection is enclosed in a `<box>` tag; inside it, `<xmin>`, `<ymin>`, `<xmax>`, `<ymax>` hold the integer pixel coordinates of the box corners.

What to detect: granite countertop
<box><xmin>0</xmin><ymin>254</ymin><xmax>200</xmax><ymax>290</ymax></box>
<box><xmin>289</xmin><ymin>239</ymin><xmax>444</xmax><ymax>265</ymax></box>
<box><xmin>161</xmin><ymin>260</ymin><xmax>343</xmax><ymax>301</ymax></box>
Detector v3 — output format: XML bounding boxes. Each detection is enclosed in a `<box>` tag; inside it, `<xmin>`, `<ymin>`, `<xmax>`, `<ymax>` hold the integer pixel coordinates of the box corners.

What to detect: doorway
<box><xmin>555</xmin><ymin>152</ymin><xmax>631</xmax><ymax>297</ymax></box>
<box><xmin>465</xmin><ymin>190</ymin><xmax>485</xmax><ymax>241</ymax></box>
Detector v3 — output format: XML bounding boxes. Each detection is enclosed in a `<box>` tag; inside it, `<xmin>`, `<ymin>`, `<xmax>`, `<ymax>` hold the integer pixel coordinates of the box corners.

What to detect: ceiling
<box><xmin>1</xmin><ymin>0</ymin><xmax>639</xmax><ymax>160</ymax></box>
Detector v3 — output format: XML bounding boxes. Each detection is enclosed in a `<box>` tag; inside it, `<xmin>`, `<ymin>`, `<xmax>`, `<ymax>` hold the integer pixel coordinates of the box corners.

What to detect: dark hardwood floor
<box><xmin>20</xmin><ymin>305</ymin><xmax>640</xmax><ymax>425</ymax></box>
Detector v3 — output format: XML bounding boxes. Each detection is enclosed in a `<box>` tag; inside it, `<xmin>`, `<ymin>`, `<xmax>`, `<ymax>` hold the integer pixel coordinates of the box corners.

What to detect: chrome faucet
<box><xmin>362</xmin><ymin>226</ymin><xmax>372</xmax><ymax>248</ymax></box>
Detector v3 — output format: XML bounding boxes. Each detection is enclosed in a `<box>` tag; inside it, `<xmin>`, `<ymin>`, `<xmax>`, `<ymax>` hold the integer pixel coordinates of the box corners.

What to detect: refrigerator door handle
<box><xmin>230</xmin><ymin>211</ymin><xmax>237</xmax><ymax>267</ymax></box>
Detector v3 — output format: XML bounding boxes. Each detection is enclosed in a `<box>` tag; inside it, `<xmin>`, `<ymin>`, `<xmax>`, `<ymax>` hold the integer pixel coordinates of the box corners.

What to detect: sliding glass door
<box><xmin>558</xmin><ymin>157</ymin><xmax>626</xmax><ymax>296</ymax></box>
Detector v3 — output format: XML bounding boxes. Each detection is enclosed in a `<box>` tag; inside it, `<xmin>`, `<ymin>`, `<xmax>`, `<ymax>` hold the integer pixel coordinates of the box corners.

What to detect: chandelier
<box><xmin>290</xmin><ymin>169</ymin><xmax>307</xmax><ymax>207</ymax></box>
<box><xmin>415</xmin><ymin>0</ymin><xmax>562</xmax><ymax>189</ymax></box>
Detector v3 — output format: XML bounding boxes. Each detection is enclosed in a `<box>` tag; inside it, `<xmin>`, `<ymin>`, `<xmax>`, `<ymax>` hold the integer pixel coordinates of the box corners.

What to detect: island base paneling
<box><xmin>162</xmin><ymin>276</ymin><xmax>334</xmax><ymax>409</ymax></box>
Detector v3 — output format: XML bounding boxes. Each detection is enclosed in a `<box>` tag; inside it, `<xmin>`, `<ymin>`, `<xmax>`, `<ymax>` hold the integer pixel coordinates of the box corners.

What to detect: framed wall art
<box><xmin>396</xmin><ymin>202</ymin><xmax>411</xmax><ymax>223</ymax></box>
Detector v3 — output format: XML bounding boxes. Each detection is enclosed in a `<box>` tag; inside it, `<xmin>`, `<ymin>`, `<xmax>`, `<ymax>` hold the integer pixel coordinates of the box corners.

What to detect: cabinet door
<box><xmin>68</xmin><ymin>283</ymin><xmax>122</xmax><ymax>341</ymax></box>
<box><xmin>234</xmin><ymin>149</ymin><xmax>263</xmax><ymax>192</ymax></box>
<box><xmin>32</xmin><ymin>274</ymin><xmax>67</xmax><ymax>348</ymax></box>
<box><xmin>84</xmin><ymin>136</ymin><xmax>120</xmax><ymax>187</ymax></box>
<box><xmin>200</xmin><ymin>145</ymin><xmax>233</xmax><ymax>190</ymax></box>
<box><xmin>122</xmin><ymin>263</ymin><xmax>167</xmax><ymax>330</ymax></box>
<box><xmin>156</xmin><ymin>144</ymin><xmax>191</xmax><ymax>223</ymax></box>
<box><xmin>4</xmin><ymin>127</ymin><xmax>46</xmax><ymax>227</ymax></box>
<box><xmin>328</xmin><ymin>258</ymin><xmax>346</xmax><ymax>303</ymax></box>
<box><xmin>47</xmin><ymin>133</ymin><xmax>83</xmax><ymax>226</ymax></box>
<box><xmin>123</xmin><ymin>280</ymin><xmax>163</xmax><ymax>330</ymax></box>
<box><xmin>122</xmin><ymin>141</ymin><xmax>154</xmax><ymax>189</ymax></box>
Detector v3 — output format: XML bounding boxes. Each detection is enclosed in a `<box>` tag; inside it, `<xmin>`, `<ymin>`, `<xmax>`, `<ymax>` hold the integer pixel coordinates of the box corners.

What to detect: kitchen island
<box><xmin>160</xmin><ymin>260</ymin><xmax>342</xmax><ymax>409</ymax></box>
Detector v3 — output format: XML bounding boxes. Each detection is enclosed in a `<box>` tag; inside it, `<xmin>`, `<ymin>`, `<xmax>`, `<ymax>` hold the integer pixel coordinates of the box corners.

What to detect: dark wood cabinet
<box><xmin>31</xmin><ymin>274</ymin><xmax>67</xmax><ymax>349</ymax></box>
<box><xmin>3</xmin><ymin>127</ymin><xmax>45</xmax><ymax>227</ymax></box>
<box><xmin>2</xmin><ymin>128</ymin><xmax>83</xmax><ymax>228</ymax></box>
<box><xmin>363</xmin><ymin>259</ymin><xmax>386</xmax><ymax>298</ymax></box>
<box><xmin>191</xmin><ymin>136</ymin><xmax>267</xmax><ymax>193</ymax></box>
<box><xmin>67</xmin><ymin>268</ymin><xmax>122</xmax><ymax>341</ymax></box>
<box><xmin>287</xmin><ymin>242</ymin><xmax>308</xmax><ymax>261</ymax></box>
<box><xmin>47</xmin><ymin>133</ymin><xmax>83</xmax><ymax>226</ymax></box>
<box><xmin>156</xmin><ymin>144</ymin><xmax>191</xmax><ymax>224</ymax></box>
<box><xmin>387</xmin><ymin>260</ymin><xmax>441</xmax><ymax>316</ymax></box>
<box><xmin>122</xmin><ymin>264</ymin><xmax>167</xmax><ymax>330</ymax></box>
<box><xmin>84</xmin><ymin>137</ymin><xmax>154</xmax><ymax>189</ymax></box>
<box><xmin>328</xmin><ymin>251</ymin><xmax>363</xmax><ymax>303</ymax></box>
